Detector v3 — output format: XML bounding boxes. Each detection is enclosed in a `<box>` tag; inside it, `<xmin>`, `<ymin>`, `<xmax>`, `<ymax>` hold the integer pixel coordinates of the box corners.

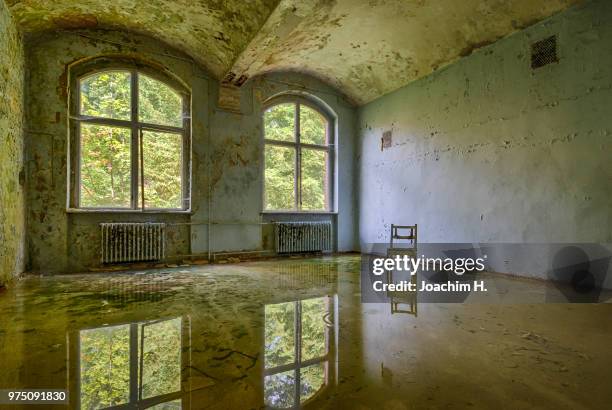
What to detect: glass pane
<box><xmin>139</xmin><ymin>74</ymin><xmax>183</xmax><ymax>127</ymax></box>
<box><xmin>264</xmin><ymin>145</ymin><xmax>296</xmax><ymax>210</ymax></box>
<box><xmin>300</xmin><ymin>149</ymin><xmax>328</xmax><ymax>211</ymax></box>
<box><xmin>80</xmin><ymin>325</ymin><xmax>130</xmax><ymax>409</ymax></box>
<box><xmin>141</xmin><ymin>318</ymin><xmax>182</xmax><ymax>399</ymax></box>
<box><xmin>264</xmin><ymin>103</ymin><xmax>295</xmax><ymax>142</ymax></box>
<box><xmin>142</xmin><ymin>131</ymin><xmax>183</xmax><ymax>209</ymax></box>
<box><xmin>265</xmin><ymin>302</ymin><xmax>295</xmax><ymax>369</ymax></box>
<box><xmin>80</xmin><ymin>71</ymin><xmax>131</xmax><ymax>120</ymax></box>
<box><xmin>264</xmin><ymin>370</ymin><xmax>295</xmax><ymax>408</ymax></box>
<box><xmin>80</xmin><ymin>124</ymin><xmax>131</xmax><ymax>208</ymax></box>
<box><xmin>301</xmin><ymin>297</ymin><xmax>327</xmax><ymax>361</ymax></box>
<box><xmin>300</xmin><ymin>105</ymin><xmax>327</xmax><ymax>145</ymax></box>
<box><xmin>300</xmin><ymin>363</ymin><xmax>326</xmax><ymax>403</ymax></box>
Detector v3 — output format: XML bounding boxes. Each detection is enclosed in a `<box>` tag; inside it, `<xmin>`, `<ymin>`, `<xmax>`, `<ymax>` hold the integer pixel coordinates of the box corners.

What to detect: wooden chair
<box><xmin>386</xmin><ymin>224</ymin><xmax>418</xmax><ymax>315</ymax></box>
<box><xmin>389</xmin><ymin>224</ymin><xmax>418</xmax><ymax>250</ymax></box>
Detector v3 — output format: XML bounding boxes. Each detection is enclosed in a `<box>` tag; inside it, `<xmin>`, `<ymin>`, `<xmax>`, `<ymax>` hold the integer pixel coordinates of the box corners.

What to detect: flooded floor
<box><xmin>0</xmin><ymin>255</ymin><xmax>611</xmax><ymax>409</ymax></box>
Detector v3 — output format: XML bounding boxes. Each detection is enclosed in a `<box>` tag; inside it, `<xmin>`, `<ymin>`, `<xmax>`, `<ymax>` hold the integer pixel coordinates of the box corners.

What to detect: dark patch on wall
<box><xmin>381</xmin><ymin>130</ymin><xmax>392</xmax><ymax>151</ymax></box>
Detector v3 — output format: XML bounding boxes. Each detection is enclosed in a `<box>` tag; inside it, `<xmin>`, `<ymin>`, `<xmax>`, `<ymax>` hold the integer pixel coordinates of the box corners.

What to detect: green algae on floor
<box><xmin>0</xmin><ymin>255</ymin><xmax>611</xmax><ymax>409</ymax></box>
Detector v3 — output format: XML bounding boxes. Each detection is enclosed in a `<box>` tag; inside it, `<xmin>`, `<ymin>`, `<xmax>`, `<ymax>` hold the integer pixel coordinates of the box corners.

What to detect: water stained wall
<box><xmin>0</xmin><ymin>1</ymin><xmax>25</xmax><ymax>284</ymax></box>
<box><xmin>357</xmin><ymin>0</ymin><xmax>612</xmax><ymax>280</ymax></box>
<box><xmin>8</xmin><ymin>0</ymin><xmax>280</xmax><ymax>80</ymax></box>
<box><xmin>24</xmin><ymin>29</ymin><xmax>357</xmax><ymax>274</ymax></box>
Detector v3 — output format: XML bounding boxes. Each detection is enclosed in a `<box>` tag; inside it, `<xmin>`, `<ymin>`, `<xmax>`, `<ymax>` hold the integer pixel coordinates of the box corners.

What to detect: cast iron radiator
<box><xmin>100</xmin><ymin>223</ymin><xmax>166</xmax><ymax>264</ymax></box>
<box><xmin>275</xmin><ymin>221</ymin><xmax>332</xmax><ymax>254</ymax></box>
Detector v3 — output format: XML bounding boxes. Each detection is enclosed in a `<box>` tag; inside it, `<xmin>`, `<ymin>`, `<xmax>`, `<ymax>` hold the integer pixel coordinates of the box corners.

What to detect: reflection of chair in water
<box><xmin>389</xmin><ymin>287</ymin><xmax>418</xmax><ymax>316</ymax></box>
<box><xmin>387</xmin><ymin>224</ymin><xmax>418</xmax><ymax>316</ymax></box>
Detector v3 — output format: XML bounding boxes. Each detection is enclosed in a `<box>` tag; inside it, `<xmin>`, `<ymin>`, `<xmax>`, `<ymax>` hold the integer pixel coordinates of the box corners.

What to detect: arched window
<box><xmin>263</xmin><ymin>99</ymin><xmax>333</xmax><ymax>212</ymax></box>
<box><xmin>69</xmin><ymin>66</ymin><xmax>190</xmax><ymax>211</ymax></box>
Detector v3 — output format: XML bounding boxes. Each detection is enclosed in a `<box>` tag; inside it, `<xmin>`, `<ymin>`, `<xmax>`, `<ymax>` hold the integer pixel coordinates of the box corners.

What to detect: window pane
<box><xmin>80</xmin><ymin>71</ymin><xmax>131</xmax><ymax>120</ymax></box>
<box><xmin>264</xmin><ymin>370</ymin><xmax>296</xmax><ymax>408</ymax></box>
<box><xmin>300</xmin><ymin>149</ymin><xmax>328</xmax><ymax>211</ymax></box>
<box><xmin>142</xmin><ymin>131</ymin><xmax>183</xmax><ymax>209</ymax></box>
<box><xmin>264</xmin><ymin>103</ymin><xmax>295</xmax><ymax>142</ymax></box>
<box><xmin>139</xmin><ymin>74</ymin><xmax>183</xmax><ymax>127</ymax></box>
<box><xmin>265</xmin><ymin>302</ymin><xmax>295</xmax><ymax>369</ymax></box>
<box><xmin>141</xmin><ymin>318</ymin><xmax>182</xmax><ymax>399</ymax></box>
<box><xmin>301</xmin><ymin>297</ymin><xmax>327</xmax><ymax>361</ymax></box>
<box><xmin>265</xmin><ymin>145</ymin><xmax>296</xmax><ymax>210</ymax></box>
<box><xmin>300</xmin><ymin>105</ymin><xmax>327</xmax><ymax>145</ymax></box>
<box><xmin>80</xmin><ymin>124</ymin><xmax>131</xmax><ymax>208</ymax></box>
<box><xmin>300</xmin><ymin>363</ymin><xmax>326</xmax><ymax>404</ymax></box>
<box><xmin>80</xmin><ymin>325</ymin><xmax>130</xmax><ymax>409</ymax></box>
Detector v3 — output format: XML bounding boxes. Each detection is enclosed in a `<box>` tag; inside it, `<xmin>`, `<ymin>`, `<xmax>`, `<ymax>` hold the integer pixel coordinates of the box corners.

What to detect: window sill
<box><xmin>261</xmin><ymin>210</ymin><xmax>337</xmax><ymax>215</ymax></box>
<box><xmin>66</xmin><ymin>208</ymin><xmax>192</xmax><ymax>215</ymax></box>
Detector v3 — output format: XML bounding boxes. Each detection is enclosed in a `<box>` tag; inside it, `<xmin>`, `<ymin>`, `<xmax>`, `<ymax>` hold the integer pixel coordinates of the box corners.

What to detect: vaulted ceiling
<box><xmin>7</xmin><ymin>0</ymin><xmax>580</xmax><ymax>105</ymax></box>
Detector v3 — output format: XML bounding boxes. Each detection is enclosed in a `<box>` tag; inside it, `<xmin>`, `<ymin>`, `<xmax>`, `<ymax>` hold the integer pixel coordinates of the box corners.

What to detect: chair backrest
<box><xmin>390</xmin><ymin>224</ymin><xmax>417</xmax><ymax>249</ymax></box>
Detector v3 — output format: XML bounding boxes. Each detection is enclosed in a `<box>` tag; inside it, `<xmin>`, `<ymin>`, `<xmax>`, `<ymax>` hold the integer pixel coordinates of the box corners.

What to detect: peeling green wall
<box><xmin>0</xmin><ymin>1</ymin><xmax>25</xmax><ymax>285</ymax></box>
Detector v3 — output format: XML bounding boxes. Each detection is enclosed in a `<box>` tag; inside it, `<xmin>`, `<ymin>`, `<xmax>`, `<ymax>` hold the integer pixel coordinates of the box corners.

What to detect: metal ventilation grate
<box><xmin>531</xmin><ymin>35</ymin><xmax>558</xmax><ymax>69</ymax></box>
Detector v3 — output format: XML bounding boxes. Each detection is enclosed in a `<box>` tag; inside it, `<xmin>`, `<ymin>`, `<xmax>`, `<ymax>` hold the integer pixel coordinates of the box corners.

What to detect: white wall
<box><xmin>357</xmin><ymin>0</ymin><xmax>612</xmax><ymax>282</ymax></box>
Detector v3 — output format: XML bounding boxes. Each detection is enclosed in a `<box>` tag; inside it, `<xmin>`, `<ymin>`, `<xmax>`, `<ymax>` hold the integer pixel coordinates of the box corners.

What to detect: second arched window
<box><xmin>263</xmin><ymin>101</ymin><xmax>331</xmax><ymax>212</ymax></box>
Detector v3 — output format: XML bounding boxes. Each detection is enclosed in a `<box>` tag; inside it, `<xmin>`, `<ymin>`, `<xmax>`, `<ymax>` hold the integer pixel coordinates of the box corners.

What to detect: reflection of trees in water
<box><xmin>79</xmin><ymin>318</ymin><xmax>182</xmax><ymax>409</ymax></box>
<box><xmin>264</xmin><ymin>297</ymin><xmax>330</xmax><ymax>408</ymax></box>
<box><xmin>80</xmin><ymin>325</ymin><xmax>130</xmax><ymax>409</ymax></box>
<box><xmin>264</xmin><ymin>370</ymin><xmax>296</xmax><ymax>408</ymax></box>
<box><xmin>266</xmin><ymin>301</ymin><xmax>296</xmax><ymax>368</ymax></box>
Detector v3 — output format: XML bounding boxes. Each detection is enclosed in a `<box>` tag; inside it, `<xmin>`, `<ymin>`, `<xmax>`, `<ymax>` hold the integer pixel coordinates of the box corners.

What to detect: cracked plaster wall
<box><xmin>357</xmin><ymin>0</ymin><xmax>612</xmax><ymax>281</ymax></box>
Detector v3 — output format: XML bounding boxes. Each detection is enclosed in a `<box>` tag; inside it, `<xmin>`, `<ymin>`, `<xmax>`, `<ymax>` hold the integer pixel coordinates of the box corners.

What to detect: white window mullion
<box><xmin>130</xmin><ymin>70</ymin><xmax>140</xmax><ymax>210</ymax></box>
<box><xmin>295</xmin><ymin>103</ymin><xmax>302</xmax><ymax>211</ymax></box>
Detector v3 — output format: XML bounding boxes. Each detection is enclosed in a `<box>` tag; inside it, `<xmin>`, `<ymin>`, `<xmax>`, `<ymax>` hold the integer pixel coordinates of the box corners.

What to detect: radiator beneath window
<box><xmin>275</xmin><ymin>221</ymin><xmax>332</xmax><ymax>254</ymax></box>
<box><xmin>100</xmin><ymin>223</ymin><xmax>165</xmax><ymax>264</ymax></box>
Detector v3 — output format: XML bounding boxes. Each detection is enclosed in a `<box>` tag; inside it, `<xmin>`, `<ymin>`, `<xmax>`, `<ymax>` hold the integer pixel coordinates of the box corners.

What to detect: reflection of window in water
<box><xmin>79</xmin><ymin>317</ymin><xmax>183</xmax><ymax>409</ymax></box>
<box><xmin>264</xmin><ymin>297</ymin><xmax>333</xmax><ymax>408</ymax></box>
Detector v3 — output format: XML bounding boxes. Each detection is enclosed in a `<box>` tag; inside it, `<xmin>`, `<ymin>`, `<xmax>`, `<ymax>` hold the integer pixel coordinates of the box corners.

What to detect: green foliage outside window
<box><xmin>264</xmin><ymin>145</ymin><xmax>296</xmax><ymax>210</ymax></box>
<box><xmin>142</xmin><ymin>131</ymin><xmax>183</xmax><ymax>209</ymax></box>
<box><xmin>80</xmin><ymin>124</ymin><xmax>132</xmax><ymax>208</ymax></box>
<box><xmin>81</xmin><ymin>71</ymin><xmax>131</xmax><ymax>120</ymax></box>
<box><xmin>139</xmin><ymin>74</ymin><xmax>183</xmax><ymax>127</ymax></box>
<box><xmin>264</xmin><ymin>102</ymin><xmax>330</xmax><ymax>211</ymax></box>
<box><xmin>76</xmin><ymin>70</ymin><xmax>185</xmax><ymax>209</ymax></box>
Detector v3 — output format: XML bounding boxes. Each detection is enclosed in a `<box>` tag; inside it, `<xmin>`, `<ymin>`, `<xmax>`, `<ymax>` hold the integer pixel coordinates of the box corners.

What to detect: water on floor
<box><xmin>0</xmin><ymin>255</ymin><xmax>611</xmax><ymax>409</ymax></box>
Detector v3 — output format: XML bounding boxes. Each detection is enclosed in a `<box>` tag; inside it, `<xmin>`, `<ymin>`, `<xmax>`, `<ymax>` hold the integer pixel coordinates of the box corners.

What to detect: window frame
<box><xmin>68</xmin><ymin>60</ymin><xmax>191</xmax><ymax>213</ymax></box>
<box><xmin>262</xmin><ymin>97</ymin><xmax>335</xmax><ymax>213</ymax></box>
